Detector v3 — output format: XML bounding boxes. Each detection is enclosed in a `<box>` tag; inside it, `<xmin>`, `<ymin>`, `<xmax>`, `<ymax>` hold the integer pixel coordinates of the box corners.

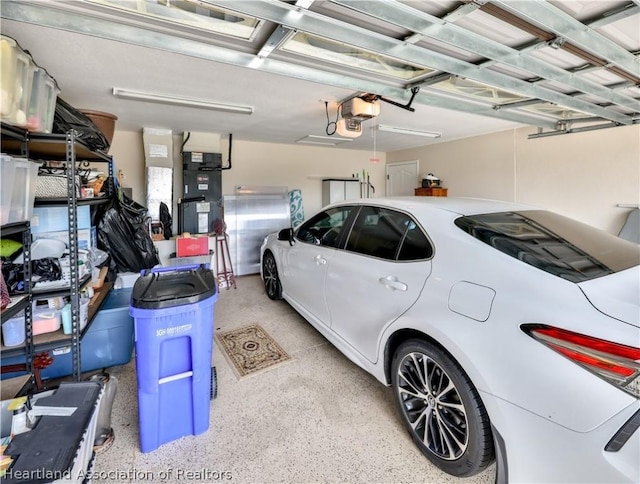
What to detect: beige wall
<box><xmin>108</xmin><ymin>131</ymin><xmax>387</xmax><ymax>231</ymax></box>
<box><xmin>388</xmin><ymin>125</ymin><xmax>640</xmax><ymax>234</ymax></box>
<box><xmin>217</xmin><ymin>139</ymin><xmax>386</xmax><ymax>217</ymax></box>
<box><xmin>109</xmin><ymin>125</ymin><xmax>639</xmax><ymax>235</ymax></box>
<box><xmin>108</xmin><ymin>130</ymin><xmax>146</xmax><ymax>203</ymax></box>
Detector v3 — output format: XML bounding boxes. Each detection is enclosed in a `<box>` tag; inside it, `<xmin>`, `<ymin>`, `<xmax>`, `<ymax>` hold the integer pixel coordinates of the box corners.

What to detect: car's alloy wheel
<box><xmin>391</xmin><ymin>339</ymin><xmax>494</xmax><ymax>477</ymax></box>
<box><xmin>262</xmin><ymin>251</ymin><xmax>282</xmax><ymax>300</ymax></box>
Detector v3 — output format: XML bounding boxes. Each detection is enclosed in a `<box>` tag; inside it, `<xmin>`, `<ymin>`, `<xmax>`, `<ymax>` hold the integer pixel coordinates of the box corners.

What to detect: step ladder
<box><xmin>215</xmin><ymin>233</ymin><xmax>236</xmax><ymax>290</ymax></box>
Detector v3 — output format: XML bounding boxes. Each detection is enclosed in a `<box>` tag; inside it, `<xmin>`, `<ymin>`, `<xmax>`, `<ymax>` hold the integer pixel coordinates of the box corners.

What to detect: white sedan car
<box><xmin>260</xmin><ymin>197</ymin><xmax>639</xmax><ymax>483</ymax></box>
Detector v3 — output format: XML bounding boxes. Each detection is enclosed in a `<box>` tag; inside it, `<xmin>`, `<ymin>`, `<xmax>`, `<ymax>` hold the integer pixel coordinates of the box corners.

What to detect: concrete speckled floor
<box><xmin>92</xmin><ymin>275</ymin><xmax>496</xmax><ymax>484</ymax></box>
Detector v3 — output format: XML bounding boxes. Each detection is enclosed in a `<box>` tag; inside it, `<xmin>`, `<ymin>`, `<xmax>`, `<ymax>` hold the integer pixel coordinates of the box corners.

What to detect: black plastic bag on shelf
<box><xmin>53</xmin><ymin>97</ymin><xmax>110</xmax><ymax>152</ymax></box>
<box><xmin>1</xmin><ymin>260</ymin><xmax>24</xmax><ymax>294</ymax></box>
<box><xmin>96</xmin><ymin>190</ymin><xmax>160</xmax><ymax>273</ymax></box>
<box><xmin>2</xmin><ymin>257</ymin><xmax>64</xmax><ymax>293</ymax></box>
<box><xmin>31</xmin><ymin>258</ymin><xmax>62</xmax><ymax>282</ymax></box>
<box><xmin>159</xmin><ymin>202</ymin><xmax>173</xmax><ymax>240</ymax></box>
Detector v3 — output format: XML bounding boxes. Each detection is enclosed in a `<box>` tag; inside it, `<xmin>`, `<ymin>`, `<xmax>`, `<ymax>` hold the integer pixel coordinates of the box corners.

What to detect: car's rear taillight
<box><xmin>522</xmin><ymin>324</ymin><xmax>640</xmax><ymax>398</ymax></box>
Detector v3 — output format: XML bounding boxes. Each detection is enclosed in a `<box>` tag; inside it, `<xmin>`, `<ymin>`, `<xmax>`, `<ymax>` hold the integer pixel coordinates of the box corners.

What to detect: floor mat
<box><xmin>216</xmin><ymin>324</ymin><xmax>292</xmax><ymax>379</ymax></box>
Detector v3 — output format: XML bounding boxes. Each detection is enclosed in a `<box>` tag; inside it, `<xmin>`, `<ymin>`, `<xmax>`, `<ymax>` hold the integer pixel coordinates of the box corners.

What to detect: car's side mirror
<box><xmin>277</xmin><ymin>228</ymin><xmax>295</xmax><ymax>246</ymax></box>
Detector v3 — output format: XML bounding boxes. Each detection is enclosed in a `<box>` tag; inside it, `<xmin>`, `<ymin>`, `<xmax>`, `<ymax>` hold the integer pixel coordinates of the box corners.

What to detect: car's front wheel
<box><xmin>262</xmin><ymin>251</ymin><xmax>282</xmax><ymax>300</ymax></box>
<box><xmin>391</xmin><ymin>339</ymin><xmax>494</xmax><ymax>477</ymax></box>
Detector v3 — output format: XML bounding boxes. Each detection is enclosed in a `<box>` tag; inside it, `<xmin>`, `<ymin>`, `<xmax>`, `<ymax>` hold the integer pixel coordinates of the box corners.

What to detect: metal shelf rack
<box><xmin>1</xmin><ymin>123</ymin><xmax>115</xmax><ymax>382</ymax></box>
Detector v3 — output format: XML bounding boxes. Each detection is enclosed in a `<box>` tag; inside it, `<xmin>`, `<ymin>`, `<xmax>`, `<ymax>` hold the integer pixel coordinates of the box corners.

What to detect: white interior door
<box><xmin>386</xmin><ymin>161</ymin><xmax>418</xmax><ymax>196</ymax></box>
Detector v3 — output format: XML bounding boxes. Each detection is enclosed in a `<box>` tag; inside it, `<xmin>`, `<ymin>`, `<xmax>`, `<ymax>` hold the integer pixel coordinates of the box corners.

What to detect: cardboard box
<box><xmin>176</xmin><ymin>235</ymin><xmax>209</xmax><ymax>257</ymax></box>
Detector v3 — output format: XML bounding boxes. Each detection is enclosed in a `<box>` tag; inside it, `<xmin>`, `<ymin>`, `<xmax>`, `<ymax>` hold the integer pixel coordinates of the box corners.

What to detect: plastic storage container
<box><xmin>0</xmin><ymin>36</ymin><xmax>18</xmax><ymax>119</ymax></box>
<box><xmin>0</xmin><ymin>35</ymin><xmax>34</xmax><ymax>128</ymax></box>
<box><xmin>27</xmin><ymin>66</ymin><xmax>60</xmax><ymax>133</ymax></box>
<box><xmin>36</xmin><ymin>289</ymin><xmax>135</xmax><ymax>380</ymax></box>
<box><xmin>3</xmin><ymin>156</ymin><xmax>39</xmax><ymax>225</ymax></box>
<box><xmin>2</xmin><ymin>313</ymin><xmax>25</xmax><ymax>347</ymax></box>
<box><xmin>0</xmin><ymin>154</ymin><xmax>16</xmax><ymax>225</ymax></box>
<box><xmin>33</xmin><ymin>306</ymin><xmax>62</xmax><ymax>335</ymax></box>
<box><xmin>130</xmin><ymin>265</ymin><xmax>218</xmax><ymax>453</ymax></box>
<box><xmin>32</xmin><ymin>227</ymin><xmax>96</xmax><ymax>252</ymax></box>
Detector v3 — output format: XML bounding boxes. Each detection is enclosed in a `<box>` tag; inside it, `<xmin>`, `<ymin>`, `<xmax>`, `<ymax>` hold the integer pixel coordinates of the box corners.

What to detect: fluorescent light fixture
<box><xmin>112</xmin><ymin>88</ymin><xmax>254</xmax><ymax>115</ymax></box>
<box><xmin>377</xmin><ymin>124</ymin><xmax>441</xmax><ymax>138</ymax></box>
<box><xmin>296</xmin><ymin>135</ymin><xmax>353</xmax><ymax>146</ymax></box>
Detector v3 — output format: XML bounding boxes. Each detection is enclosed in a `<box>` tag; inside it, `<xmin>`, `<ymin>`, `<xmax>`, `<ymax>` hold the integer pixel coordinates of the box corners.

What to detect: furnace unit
<box><xmin>179</xmin><ymin>152</ymin><xmax>222</xmax><ymax>234</ymax></box>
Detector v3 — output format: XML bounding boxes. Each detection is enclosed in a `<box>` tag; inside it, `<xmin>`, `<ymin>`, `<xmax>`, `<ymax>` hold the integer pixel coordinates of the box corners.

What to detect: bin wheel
<box><xmin>211</xmin><ymin>366</ymin><xmax>218</xmax><ymax>400</ymax></box>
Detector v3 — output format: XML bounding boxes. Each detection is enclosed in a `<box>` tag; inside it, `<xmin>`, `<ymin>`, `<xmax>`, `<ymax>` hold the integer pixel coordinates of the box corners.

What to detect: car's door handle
<box><xmin>314</xmin><ymin>255</ymin><xmax>327</xmax><ymax>265</ymax></box>
<box><xmin>378</xmin><ymin>275</ymin><xmax>407</xmax><ymax>291</ymax></box>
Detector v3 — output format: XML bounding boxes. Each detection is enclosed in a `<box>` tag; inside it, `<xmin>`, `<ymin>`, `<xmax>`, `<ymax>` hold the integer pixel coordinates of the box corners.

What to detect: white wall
<box><xmin>388</xmin><ymin>125</ymin><xmax>640</xmax><ymax>234</ymax></box>
<box><xmin>108</xmin><ymin>131</ymin><xmax>387</xmax><ymax>232</ymax></box>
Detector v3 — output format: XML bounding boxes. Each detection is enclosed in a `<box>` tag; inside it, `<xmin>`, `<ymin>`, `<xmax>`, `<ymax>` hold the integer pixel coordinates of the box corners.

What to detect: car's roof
<box><xmin>338</xmin><ymin>196</ymin><xmax>540</xmax><ymax>216</ymax></box>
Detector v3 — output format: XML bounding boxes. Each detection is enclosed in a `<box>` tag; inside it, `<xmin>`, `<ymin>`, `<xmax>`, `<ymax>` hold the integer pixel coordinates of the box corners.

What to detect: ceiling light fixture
<box><xmin>336</xmin><ymin>118</ymin><xmax>362</xmax><ymax>138</ymax></box>
<box><xmin>377</xmin><ymin>124</ymin><xmax>441</xmax><ymax>138</ymax></box>
<box><xmin>296</xmin><ymin>135</ymin><xmax>353</xmax><ymax>146</ymax></box>
<box><xmin>112</xmin><ymin>88</ymin><xmax>254</xmax><ymax>114</ymax></box>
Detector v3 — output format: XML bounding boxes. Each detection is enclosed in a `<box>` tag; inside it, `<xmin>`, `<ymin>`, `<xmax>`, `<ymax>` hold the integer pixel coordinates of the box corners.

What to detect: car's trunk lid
<box><xmin>578</xmin><ymin>266</ymin><xmax>640</xmax><ymax>327</ymax></box>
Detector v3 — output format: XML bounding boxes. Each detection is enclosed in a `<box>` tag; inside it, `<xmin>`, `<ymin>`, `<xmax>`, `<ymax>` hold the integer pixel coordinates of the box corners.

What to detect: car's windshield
<box><xmin>455</xmin><ymin>210</ymin><xmax>640</xmax><ymax>282</ymax></box>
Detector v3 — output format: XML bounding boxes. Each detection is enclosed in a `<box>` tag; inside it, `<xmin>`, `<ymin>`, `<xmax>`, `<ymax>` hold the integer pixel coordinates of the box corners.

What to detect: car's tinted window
<box><xmin>296</xmin><ymin>206</ymin><xmax>353</xmax><ymax>248</ymax></box>
<box><xmin>398</xmin><ymin>219</ymin><xmax>433</xmax><ymax>261</ymax></box>
<box><xmin>455</xmin><ymin>210</ymin><xmax>640</xmax><ymax>282</ymax></box>
<box><xmin>346</xmin><ymin>206</ymin><xmax>431</xmax><ymax>261</ymax></box>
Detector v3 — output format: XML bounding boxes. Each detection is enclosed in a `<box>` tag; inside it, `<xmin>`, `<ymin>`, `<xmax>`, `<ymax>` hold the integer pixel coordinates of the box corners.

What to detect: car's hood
<box><xmin>578</xmin><ymin>266</ymin><xmax>640</xmax><ymax>327</ymax></box>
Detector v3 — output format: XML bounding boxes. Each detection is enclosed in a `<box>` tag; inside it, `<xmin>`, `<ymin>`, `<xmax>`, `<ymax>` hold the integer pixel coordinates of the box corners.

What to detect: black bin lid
<box><xmin>131</xmin><ymin>265</ymin><xmax>217</xmax><ymax>310</ymax></box>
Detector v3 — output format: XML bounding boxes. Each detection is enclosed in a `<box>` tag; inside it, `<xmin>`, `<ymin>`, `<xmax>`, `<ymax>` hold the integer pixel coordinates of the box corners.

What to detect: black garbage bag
<box><xmin>96</xmin><ymin>192</ymin><xmax>160</xmax><ymax>273</ymax></box>
<box><xmin>53</xmin><ymin>97</ymin><xmax>110</xmax><ymax>152</ymax></box>
<box><xmin>159</xmin><ymin>202</ymin><xmax>173</xmax><ymax>240</ymax></box>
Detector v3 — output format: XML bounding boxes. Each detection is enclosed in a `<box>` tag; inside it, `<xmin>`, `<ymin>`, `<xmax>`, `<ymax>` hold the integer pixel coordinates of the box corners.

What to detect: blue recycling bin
<box><xmin>129</xmin><ymin>264</ymin><xmax>218</xmax><ymax>453</ymax></box>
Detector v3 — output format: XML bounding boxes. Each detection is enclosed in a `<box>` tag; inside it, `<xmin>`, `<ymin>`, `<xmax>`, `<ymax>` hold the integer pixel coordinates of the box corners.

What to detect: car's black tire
<box><xmin>262</xmin><ymin>251</ymin><xmax>282</xmax><ymax>300</ymax></box>
<box><xmin>391</xmin><ymin>339</ymin><xmax>494</xmax><ymax>477</ymax></box>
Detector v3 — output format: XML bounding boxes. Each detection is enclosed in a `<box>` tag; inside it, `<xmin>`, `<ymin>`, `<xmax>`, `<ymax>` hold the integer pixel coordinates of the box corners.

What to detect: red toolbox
<box><xmin>176</xmin><ymin>235</ymin><xmax>209</xmax><ymax>257</ymax></box>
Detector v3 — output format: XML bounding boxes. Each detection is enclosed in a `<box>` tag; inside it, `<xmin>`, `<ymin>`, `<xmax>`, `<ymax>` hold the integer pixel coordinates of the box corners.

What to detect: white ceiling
<box><xmin>2</xmin><ymin>0</ymin><xmax>638</xmax><ymax>153</ymax></box>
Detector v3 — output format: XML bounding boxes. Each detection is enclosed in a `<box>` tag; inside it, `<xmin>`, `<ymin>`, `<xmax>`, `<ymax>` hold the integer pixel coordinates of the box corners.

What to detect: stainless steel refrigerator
<box><xmin>223</xmin><ymin>186</ymin><xmax>291</xmax><ymax>276</ymax></box>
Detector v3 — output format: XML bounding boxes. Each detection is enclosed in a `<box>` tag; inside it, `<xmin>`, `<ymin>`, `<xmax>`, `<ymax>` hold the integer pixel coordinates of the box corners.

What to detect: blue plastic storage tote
<box><xmin>0</xmin><ymin>288</ymin><xmax>134</xmax><ymax>381</ymax></box>
<box><xmin>42</xmin><ymin>288</ymin><xmax>134</xmax><ymax>379</ymax></box>
<box><xmin>129</xmin><ymin>264</ymin><xmax>217</xmax><ymax>453</ymax></box>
